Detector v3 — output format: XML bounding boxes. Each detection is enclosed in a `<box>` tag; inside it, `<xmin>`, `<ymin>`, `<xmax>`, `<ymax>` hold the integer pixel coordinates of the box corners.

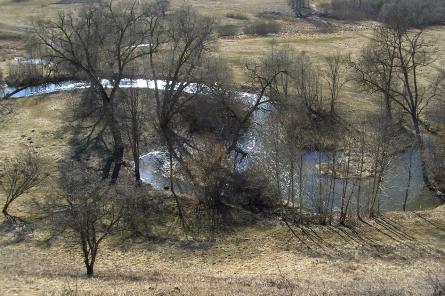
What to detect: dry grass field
<box><xmin>0</xmin><ymin>205</ymin><xmax>445</xmax><ymax>295</ymax></box>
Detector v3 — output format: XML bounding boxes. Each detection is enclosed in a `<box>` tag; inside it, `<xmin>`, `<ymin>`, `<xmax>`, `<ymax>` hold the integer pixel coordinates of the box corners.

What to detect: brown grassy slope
<box><xmin>0</xmin><ymin>93</ymin><xmax>444</xmax><ymax>295</ymax></box>
<box><xmin>0</xmin><ymin>205</ymin><xmax>444</xmax><ymax>296</ymax></box>
<box><xmin>0</xmin><ymin>92</ymin><xmax>72</xmax><ymax>161</ymax></box>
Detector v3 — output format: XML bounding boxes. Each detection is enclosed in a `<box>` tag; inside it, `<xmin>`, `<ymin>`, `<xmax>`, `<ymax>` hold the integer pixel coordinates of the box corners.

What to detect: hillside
<box><xmin>1</xmin><ymin>0</ymin><xmax>445</xmax><ymax>295</ymax></box>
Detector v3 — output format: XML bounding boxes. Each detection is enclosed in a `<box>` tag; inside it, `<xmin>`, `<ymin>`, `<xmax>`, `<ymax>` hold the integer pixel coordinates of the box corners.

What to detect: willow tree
<box><xmin>33</xmin><ymin>1</ymin><xmax>160</xmax><ymax>183</ymax></box>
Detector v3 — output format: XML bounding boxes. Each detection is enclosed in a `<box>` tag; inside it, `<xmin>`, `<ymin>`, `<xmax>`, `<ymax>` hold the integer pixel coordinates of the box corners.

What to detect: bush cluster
<box><xmin>321</xmin><ymin>0</ymin><xmax>445</xmax><ymax>28</ymax></box>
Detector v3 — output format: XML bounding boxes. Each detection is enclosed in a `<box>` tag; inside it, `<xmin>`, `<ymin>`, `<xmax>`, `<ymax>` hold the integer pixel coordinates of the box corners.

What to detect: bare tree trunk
<box><xmin>133</xmin><ymin>150</ymin><xmax>141</xmax><ymax>184</ymax></box>
<box><xmin>81</xmin><ymin>235</ymin><xmax>97</xmax><ymax>278</ymax></box>
<box><xmin>103</xmin><ymin>100</ymin><xmax>125</xmax><ymax>184</ymax></box>
<box><xmin>384</xmin><ymin>93</ymin><xmax>393</xmax><ymax>122</ymax></box>
<box><xmin>370</xmin><ymin>163</ymin><xmax>383</xmax><ymax>218</ymax></box>
<box><xmin>289</xmin><ymin>158</ymin><xmax>295</xmax><ymax>207</ymax></box>
<box><xmin>328</xmin><ymin>151</ymin><xmax>337</xmax><ymax>225</ymax></box>
<box><xmin>340</xmin><ymin>150</ymin><xmax>351</xmax><ymax>225</ymax></box>
<box><xmin>273</xmin><ymin>127</ymin><xmax>282</xmax><ymax>196</ymax></box>
<box><xmin>317</xmin><ymin>154</ymin><xmax>324</xmax><ymax>224</ymax></box>
<box><xmin>403</xmin><ymin>148</ymin><xmax>413</xmax><ymax>211</ymax></box>
<box><xmin>2</xmin><ymin>202</ymin><xmax>11</xmax><ymax>219</ymax></box>
<box><xmin>168</xmin><ymin>147</ymin><xmax>187</xmax><ymax>230</ymax></box>
<box><xmin>111</xmin><ymin>145</ymin><xmax>124</xmax><ymax>184</ymax></box>
<box><xmin>357</xmin><ymin>135</ymin><xmax>365</xmax><ymax>220</ymax></box>
<box><xmin>298</xmin><ymin>153</ymin><xmax>304</xmax><ymax>224</ymax></box>
<box><xmin>413</xmin><ymin>119</ymin><xmax>432</xmax><ymax>191</ymax></box>
<box><xmin>369</xmin><ymin>144</ymin><xmax>380</xmax><ymax>218</ymax></box>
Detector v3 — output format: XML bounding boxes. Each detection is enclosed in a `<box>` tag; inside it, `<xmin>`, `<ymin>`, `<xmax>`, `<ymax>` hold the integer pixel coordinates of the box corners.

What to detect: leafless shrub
<box><xmin>0</xmin><ymin>69</ymin><xmax>13</xmax><ymax>121</ymax></box>
<box><xmin>43</xmin><ymin>162</ymin><xmax>125</xmax><ymax>277</ymax></box>
<box><xmin>380</xmin><ymin>0</ymin><xmax>445</xmax><ymax>29</ymax></box>
<box><xmin>188</xmin><ymin>141</ymin><xmax>280</xmax><ymax>235</ymax></box>
<box><xmin>0</xmin><ymin>151</ymin><xmax>47</xmax><ymax>223</ymax></box>
<box><xmin>325</xmin><ymin>0</ymin><xmax>383</xmax><ymax>20</ymax></box>
<box><xmin>322</xmin><ymin>0</ymin><xmax>445</xmax><ymax>27</ymax></box>
<box><xmin>154</xmin><ymin>0</ymin><xmax>170</xmax><ymax>16</ymax></box>
<box><xmin>120</xmin><ymin>186</ymin><xmax>168</xmax><ymax>239</ymax></box>
<box><xmin>188</xmin><ymin>141</ymin><xmax>233</xmax><ymax>234</ymax></box>
<box><xmin>245</xmin><ymin>20</ymin><xmax>281</xmax><ymax>36</ymax></box>
<box><xmin>3</xmin><ymin>59</ymin><xmax>61</xmax><ymax>99</ymax></box>
<box><xmin>217</xmin><ymin>24</ymin><xmax>239</xmax><ymax>37</ymax></box>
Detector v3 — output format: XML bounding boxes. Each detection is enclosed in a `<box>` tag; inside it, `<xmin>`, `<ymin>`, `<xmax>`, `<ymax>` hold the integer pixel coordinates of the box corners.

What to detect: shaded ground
<box><xmin>0</xmin><ymin>205</ymin><xmax>444</xmax><ymax>295</ymax></box>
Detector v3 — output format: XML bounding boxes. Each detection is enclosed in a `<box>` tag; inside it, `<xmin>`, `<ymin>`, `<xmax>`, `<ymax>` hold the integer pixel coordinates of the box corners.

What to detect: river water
<box><xmin>2</xmin><ymin>79</ymin><xmax>442</xmax><ymax>212</ymax></box>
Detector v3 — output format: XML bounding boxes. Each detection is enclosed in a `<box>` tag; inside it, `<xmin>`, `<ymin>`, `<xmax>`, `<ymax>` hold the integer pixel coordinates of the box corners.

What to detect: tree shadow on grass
<box><xmin>283</xmin><ymin>214</ymin><xmax>445</xmax><ymax>261</ymax></box>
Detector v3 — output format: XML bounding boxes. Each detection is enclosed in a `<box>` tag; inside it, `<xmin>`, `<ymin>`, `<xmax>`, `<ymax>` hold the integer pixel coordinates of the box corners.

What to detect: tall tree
<box><xmin>390</xmin><ymin>29</ymin><xmax>439</xmax><ymax>191</ymax></box>
<box><xmin>33</xmin><ymin>1</ymin><xmax>159</xmax><ymax>183</ymax></box>
<box><xmin>148</xmin><ymin>6</ymin><xmax>215</xmax><ymax>229</ymax></box>
<box><xmin>354</xmin><ymin>25</ymin><xmax>443</xmax><ymax>192</ymax></box>
<box><xmin>120</xmin><ymin>87</ymin><xmax>146</xmax><ymax>184</ymax></box>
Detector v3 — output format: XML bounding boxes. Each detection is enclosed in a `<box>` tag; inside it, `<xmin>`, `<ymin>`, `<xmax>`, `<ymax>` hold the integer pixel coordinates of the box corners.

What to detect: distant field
<box><xmin>1</xmin><ymin>0</ymin><xmax>444</xmax><ymax>124</ymax></box>
<box><xmin>172</xmin><ymin>0</ymin><xmax>290</xmax><ymax>17</ymax></box>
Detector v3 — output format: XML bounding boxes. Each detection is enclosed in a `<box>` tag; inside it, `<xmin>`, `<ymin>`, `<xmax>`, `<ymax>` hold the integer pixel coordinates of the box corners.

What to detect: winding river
<box><xmin>1</xmin><ymin>79</ymin><xmax>442</xmax><ymax>212</ymax></box>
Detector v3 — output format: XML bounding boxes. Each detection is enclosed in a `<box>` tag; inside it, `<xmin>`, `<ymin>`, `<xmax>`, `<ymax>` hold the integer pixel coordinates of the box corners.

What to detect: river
<box><xmin>2</xmin><ymin>79</ymin><xmax>442</xmax><ymax>212</ymax></box>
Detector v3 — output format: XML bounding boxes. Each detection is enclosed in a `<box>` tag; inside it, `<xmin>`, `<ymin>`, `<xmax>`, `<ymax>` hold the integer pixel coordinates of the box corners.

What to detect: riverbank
<box><xmin>1</xmin><ymin>204</ymin><xmax>444</xmax><ymax>295</ymax></box>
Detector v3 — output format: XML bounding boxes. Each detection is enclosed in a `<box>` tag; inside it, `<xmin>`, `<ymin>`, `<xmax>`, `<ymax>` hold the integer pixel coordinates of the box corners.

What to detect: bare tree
<box><xmin>148</xmin><ymin>6</ymin><xmax>215</xmax><ymax>229</ymax></box>
<box><xmin>293</xmin><ymin>52</ymin><xmax>325</xmax><ymax>117</ymax></box>
<box><xmin>366</xmin><ymin>114</ymin><xmax>398</xmax><ymax>218</ymax></box>
<box><xmin>356</xmin><ymin>134</ymin><xmax>366</xmax><ymax>219</ymax></box>
<box><xmin>120</xmin><ymin>87</ymin><xmax>146</xmax><ymax>184</ymax></box>
<box><xmin>403</xmin><ymin>147</ymin><xmax>414</xmax><ymax>211</ymax></box>
<box><xmin>352</xmin><ymin>26</ymin><xmax>398</xmax><ymax>122</ymax></box>
<box><xmin>390</xmin><ymin>29</ymin><xmax>442</xmax><ymax>191</ymax></box>
<box><xmin>44</xmin><ymin>163</ymin><xmax>124</xmax><ymax>277</ymax></box>
<box><xmin>354</xmin><ymin>24</ymin><xmax>443</xmax><ymax>193</ymax></box>
<box><xmin>0</xmin><ymin>70</ymin><xmax>13</xmax><ymax>121</ymax></box>
<box><xmin>225</xmin><ymin>46</ymin><xmax>289</xmax><ymax>161</ymax></box>
<box><xmin>337</xmin><ymin>153</ymin><xmax>348</xmax><ymax>224</ymax></box>
<box><xmin>1</xmin><ymin>151</ymin><xmax>46</xmax><ymax>223</ymax></box>
<box><xmin>33</xmin><ymin>1</ymin><xmax>159</xmax><ymax>183</ymax></box>
<box><xmin>323</xmin><ymin>53</ymin><xmax>350</xmax><ymax>115</ymax></box>
<box><xmin>258</xmin><ymin>47</ymin><xmax>303</xmax><ymax>213</ymax></box>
